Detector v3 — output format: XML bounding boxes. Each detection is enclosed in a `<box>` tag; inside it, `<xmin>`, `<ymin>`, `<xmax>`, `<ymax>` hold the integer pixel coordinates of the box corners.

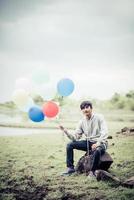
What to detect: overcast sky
<box><xmin>0</xmin><ymin>0</ymin><xmax>134</xmax><ymax>102</ymax></box>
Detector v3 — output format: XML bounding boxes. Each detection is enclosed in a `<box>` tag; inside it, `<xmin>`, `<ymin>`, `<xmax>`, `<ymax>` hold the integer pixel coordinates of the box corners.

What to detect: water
<box><xmin>0</xmin><ymin>127</ymin><xmax>57</xmax><ymax>136</ymax></box>
<box><xmin>0</xmin><ymin>113</ymin><xmax>22</xmax><ymax>123</ymax></box>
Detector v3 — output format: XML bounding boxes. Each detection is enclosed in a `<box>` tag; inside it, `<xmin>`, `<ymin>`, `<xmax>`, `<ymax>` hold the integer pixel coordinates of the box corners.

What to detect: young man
<box><xmin>59</xmin><ymin>100</ymin><xmax>108</xmax><ymax>177</ymax></box>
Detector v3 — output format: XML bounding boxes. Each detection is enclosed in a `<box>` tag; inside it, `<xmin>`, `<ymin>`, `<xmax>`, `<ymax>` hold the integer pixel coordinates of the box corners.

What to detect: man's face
<box><xmin>81</xmin><ymin>105</ymin><xmax>92</xmax><ymax>118</ymax></box>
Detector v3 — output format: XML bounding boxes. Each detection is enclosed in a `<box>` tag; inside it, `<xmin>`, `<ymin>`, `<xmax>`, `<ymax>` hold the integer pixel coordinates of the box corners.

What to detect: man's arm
<box><xmin>59</xmin><ymin>125</ymin><xmax>76</xmax><ymax>141</ymax></box>
<box><xmin>59</xmin><ymin>120</ymin><xmax>83</xmax><ymax>141</ymax></box>
<box><xmin>74</xmin><ymin>120</ymin><xmax>83</xmax><ymax>140</ymax></box>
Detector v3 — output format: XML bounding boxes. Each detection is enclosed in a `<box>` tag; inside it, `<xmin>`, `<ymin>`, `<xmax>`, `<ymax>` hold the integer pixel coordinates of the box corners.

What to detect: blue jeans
<box><xmin>66</xmin><ymin>140</ymin><xmax>105</xmax><ymax>171</ymax></box>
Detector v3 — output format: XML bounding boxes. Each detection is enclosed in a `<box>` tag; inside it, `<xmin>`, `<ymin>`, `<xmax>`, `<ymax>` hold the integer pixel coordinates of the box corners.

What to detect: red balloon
<box><xmin>42</xmin><ymin>101</ymin><xmax>59</xmax><ymax>118</ymax></box>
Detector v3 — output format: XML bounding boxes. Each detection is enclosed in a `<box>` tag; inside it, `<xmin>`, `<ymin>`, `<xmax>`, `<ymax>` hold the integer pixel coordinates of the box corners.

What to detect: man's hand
<box><xmin>59</xmin><ymin>125</ymin><xmax>68</xmax><ymax>136</ymax></box>
<box><xmin>91</xmin><ymin>143</ymin><xmax>98</xmax><ymax>150</ymax></box>
<box><xmin>59</xmin><ymin>125</ymin><xmax>65</xmax><ymax>131</ymax></box>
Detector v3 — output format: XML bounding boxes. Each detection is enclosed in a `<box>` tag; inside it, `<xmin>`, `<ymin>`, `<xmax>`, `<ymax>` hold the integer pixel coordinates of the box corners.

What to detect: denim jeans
<box><xmin>66</xmin><ymin>140</ymin><xmax>105</xmax><ymax>171</ymax></box>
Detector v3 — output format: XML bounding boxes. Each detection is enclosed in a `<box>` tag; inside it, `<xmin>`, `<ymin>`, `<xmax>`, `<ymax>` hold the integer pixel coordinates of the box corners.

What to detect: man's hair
<box><xmin>80</xmin><ymin>101</ymin><xmax>93</xmax><ymax>110</ymax></box>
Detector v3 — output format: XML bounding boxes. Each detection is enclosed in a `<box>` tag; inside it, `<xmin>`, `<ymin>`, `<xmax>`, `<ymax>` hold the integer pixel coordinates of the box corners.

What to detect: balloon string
<box><xmin>55</xmin><ymin>116</ymin><xmax>61</xmax><ymax>125</ymax></box>
<box><xmin>55</xmin><ymin>116</ymin><xmax>65</xmax><ymax>143</ymax></box>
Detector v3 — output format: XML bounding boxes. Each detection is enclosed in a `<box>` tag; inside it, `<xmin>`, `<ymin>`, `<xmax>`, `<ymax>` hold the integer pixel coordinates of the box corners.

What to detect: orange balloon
<box><xmin>42</xmin><ymin>101</ymin><xmax>59</xmax><ymax>118</ymax></box>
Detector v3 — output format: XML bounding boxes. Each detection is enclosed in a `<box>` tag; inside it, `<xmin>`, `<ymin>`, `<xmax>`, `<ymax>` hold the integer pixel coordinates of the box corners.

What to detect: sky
<box><xmin>0</xmin><ymin>0</ymin><xmax>134</xmax><ymax>102</ymax></box>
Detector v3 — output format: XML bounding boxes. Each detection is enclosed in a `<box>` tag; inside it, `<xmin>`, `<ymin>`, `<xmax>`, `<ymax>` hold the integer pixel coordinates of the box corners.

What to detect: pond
<box><xmin>0</xmin><ymin>127</ymin><xmax>57</xmax><ymax>136</ymax></box>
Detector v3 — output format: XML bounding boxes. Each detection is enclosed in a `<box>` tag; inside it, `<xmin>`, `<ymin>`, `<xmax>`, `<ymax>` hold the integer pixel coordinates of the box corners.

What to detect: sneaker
<box><xmin>88</xmin><ymin>171</ymin><xmax>96</xmax><ymax>179</ymax></box>
<box><xmin>61</xmin><ymin>167</ymin><xmax>75</xmax><ymax>176</ymax></box>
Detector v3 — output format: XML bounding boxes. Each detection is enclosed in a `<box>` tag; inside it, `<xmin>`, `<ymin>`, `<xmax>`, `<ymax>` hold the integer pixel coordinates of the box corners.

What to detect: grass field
<box><xmin>0</xmin><ymin>107</ymin><xmax>134</xmax><ymax>200</ymax></box>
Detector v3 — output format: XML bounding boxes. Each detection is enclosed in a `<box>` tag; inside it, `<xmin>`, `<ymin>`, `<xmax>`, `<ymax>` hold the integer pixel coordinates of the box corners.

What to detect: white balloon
<box><xmin>17</xmin><ymin>97</ymin><xmax>35</xmax><ymax>112</ymax></box>
<box><xmin>12</xmin><ymin>89</ymin><xmax>29</xmax><ymax>107</ymax></box>
<box><xmin>15</xmin><ymin>77</ymin><xmax>33</xmax><ymax>93</ymax></box>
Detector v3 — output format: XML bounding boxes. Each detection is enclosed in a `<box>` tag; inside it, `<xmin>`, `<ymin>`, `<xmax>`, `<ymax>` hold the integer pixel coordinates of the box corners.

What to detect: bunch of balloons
<box><xmin>28</xmin><ymin>101</ymin><xmax>59</xmax><ymax>122</ymax></box>
<box><xmin>12</xmin><ymin>69</ymin><xmax>75</xmax><ymax>123</ymax></box>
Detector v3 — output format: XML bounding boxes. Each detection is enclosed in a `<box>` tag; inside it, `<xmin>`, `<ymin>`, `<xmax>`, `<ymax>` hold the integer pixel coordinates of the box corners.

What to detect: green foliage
<box><xmin>110</xmin><ymin>92</ymin><xmax>121</xmax><ymax>103</ymax></box>
<box><xmin>0</xmin><ymin>101</ymin><xmax>16</xmax><ymax>109</ymax></box>
<box><xmin>116</xmin><ymin>98</ymin><xmax>126</xmax><ymax>109</ymax></box>
<box><xmin>53</xmin><ymin>93</ymin><xmax>65</xmax><ymax>106</ymax></box>
<box><xmin>127</xmin><ymin>99</ymin><xmax>134</xmax><ymax>111</ymax></box>
<box><xmin>108</xmin><ymin>90</ymin><xmax>134</xmax><ymax>111</ymax></box>
<box><xmin>32</xmin><ymin>95</ymin><xmax>44</xmax><ymax>104</ymax></box>
<box><xmin>126</xmin><ymin>90</ymin><xmax>134</xmax><ymax>98</ymax></box>
<box><xmin>0</xmin><ymin>90</ymin><xmax>134</xmax><ymax>113</ymax></box>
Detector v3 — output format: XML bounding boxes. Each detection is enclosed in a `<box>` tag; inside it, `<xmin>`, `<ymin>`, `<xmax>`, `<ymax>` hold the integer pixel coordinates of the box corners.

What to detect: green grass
<box><xmin>0</xmin><ymin>107</ymin><xmax>134</xmax><ymax>199</ymax></box>
<box><xmin>0</xmin><ymin>128</ymin><xmax>134</xmax><ymax>199</ymax></box>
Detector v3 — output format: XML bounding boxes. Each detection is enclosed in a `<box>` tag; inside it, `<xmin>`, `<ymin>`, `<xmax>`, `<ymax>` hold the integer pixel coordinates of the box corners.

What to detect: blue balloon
<box><xmin>57</xmin><ymin>78</ymin><xmax>75</xmax><ymax>97</ymax></box>
<box><xmin>28</xmin><ymin>107</ymin><xmax>44</xmax><ymax>122</ymax></box>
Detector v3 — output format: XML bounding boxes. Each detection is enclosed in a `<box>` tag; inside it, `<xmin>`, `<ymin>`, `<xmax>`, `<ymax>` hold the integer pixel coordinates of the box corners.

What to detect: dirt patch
<box><xmin>0</xmin><ymin>175</ymin><xmax>48</xmax><ymax>200</ymax></box>
<box><xmin>61</xmin><ymin>192</ymin><xmax>78</xmax><ymax>200</ymax></box>
<box><xmin>60</xmin><ymin>192</ymin><xmax>98</xmax><ymax>200</ymax></box>
<box><xmin>116</xmin><ymin>160</ymin><xmax>134</xmax><ymax>168</ymax></box>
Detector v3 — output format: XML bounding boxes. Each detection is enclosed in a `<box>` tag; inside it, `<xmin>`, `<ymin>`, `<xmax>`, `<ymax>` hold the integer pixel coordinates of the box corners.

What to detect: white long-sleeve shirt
<box><xmin>66</xmin><ymin>113</ymin><xmax>108</xmax><ymax>147</ymax></box>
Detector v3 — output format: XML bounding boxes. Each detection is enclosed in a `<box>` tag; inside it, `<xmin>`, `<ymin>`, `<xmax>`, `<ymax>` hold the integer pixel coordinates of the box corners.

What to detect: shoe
<box><xmin>88</xmin><ymin>171</ymin><xmax>96</xmax><ymax>180</ymax></box>
<box><xmin>61</xmin><ymin>167</ymin><xmax>75</xmax><ymax>176</ymax></box>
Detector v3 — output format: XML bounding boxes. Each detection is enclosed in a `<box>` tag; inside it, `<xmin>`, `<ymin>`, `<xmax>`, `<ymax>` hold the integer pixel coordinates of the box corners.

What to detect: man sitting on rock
<box><xmin>59</xmin><ymin>100</ymin><xmax>108</xmax><ymax>178</ymax></box>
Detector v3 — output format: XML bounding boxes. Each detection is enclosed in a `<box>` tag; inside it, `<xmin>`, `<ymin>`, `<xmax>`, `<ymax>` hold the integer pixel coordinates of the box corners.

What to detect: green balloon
<box><xmin>32</xmin><ymin>69</ymin><xmax>50</xmax><ymax>84</ymax></box>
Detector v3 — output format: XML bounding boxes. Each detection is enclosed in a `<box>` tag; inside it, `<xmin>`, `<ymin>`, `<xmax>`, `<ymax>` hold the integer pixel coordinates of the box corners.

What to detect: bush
<box><xmin>116</xmin><ymin>99</ymin><xmax>126</xmax><ymax>109</ymax></box>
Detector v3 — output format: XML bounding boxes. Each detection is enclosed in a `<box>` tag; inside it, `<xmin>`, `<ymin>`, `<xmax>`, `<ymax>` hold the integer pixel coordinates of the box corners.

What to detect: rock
<box><xmin>95</xmin><ymin>171</ymin><xmax>134</xmax><ymax>189</ymax></box>
<box><xmin>99</xmin><ymin>152</ymin><xmax>113</xmax><ymax>171</ymax></box>
<box><xmin>130</xmin><ymin>128</ymin><xmax>134</xmax><ymax>132</ymax></box>
<box><xmin>116</xmin><ymin>127</ymin><xmax>134</xmax><ymax>136</ymax></box>
<box><xmin>107</xmin><ymin>136</ymin><xmax>113</xmax><ymax>139</ymax></box>
<box><xmin>122</xmin><ymin>176</ymin><xmax>134</xmax><ymax>188</ymax></box>
<box><xmin>121</xmin><ymin>127</ymin><xmax>130</xmax><ymax>132</ymax></box>
<box><xmin>75</xmin><ymin>155</ymin><xmax>86</xmax><ymax>174</ymax></box>
<box><xmin>75</xmin><ymin>152</ymin><xmax>113</xmax><ymax>174</ymax></box>
<box><xmin>121</xmin><ymin>127</ymin><xmax>134</xmax><ymax>133</ymax></box>
<box><xmin>95</xmin><ymin>170</ymin><xmax>121</xmax><ymax>184</ymax></box>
